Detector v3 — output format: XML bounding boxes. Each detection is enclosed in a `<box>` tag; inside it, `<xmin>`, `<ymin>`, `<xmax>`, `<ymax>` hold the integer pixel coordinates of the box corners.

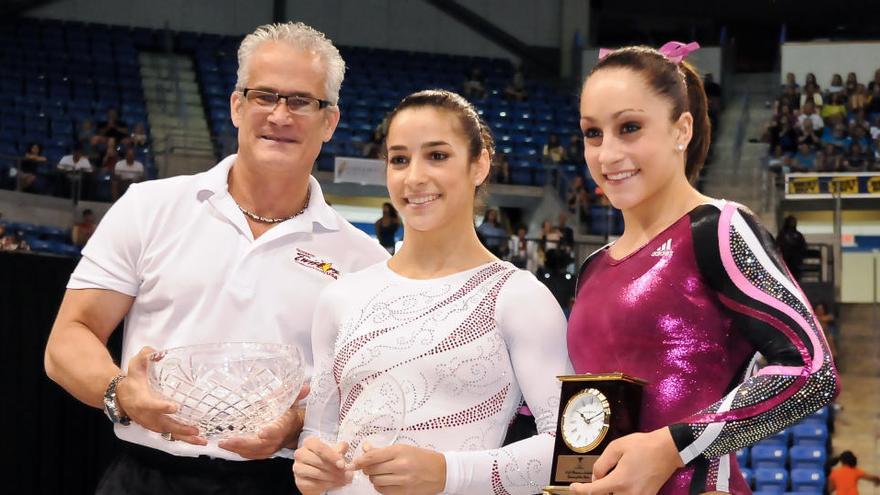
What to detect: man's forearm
<box><xmin>45</xmin><ymin>322</ymin><xmax>121</xmax><ymax>409</ymax></box>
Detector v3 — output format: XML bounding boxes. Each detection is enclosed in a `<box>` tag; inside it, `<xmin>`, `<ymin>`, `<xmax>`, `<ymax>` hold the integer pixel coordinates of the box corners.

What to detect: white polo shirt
<box><xmin>57</xmin><ymin>154</ymin><xmax>94</xmax><ymax>172</ymax></box>
<box><xmin>68</xmin><ymin>154</ymin><xmax>389</xmax><ymax>459</ymax></box>
<box><xmin>114</xmin><ymin>159</ymin><xmax>145</xmax><ymax>181</ymax></box>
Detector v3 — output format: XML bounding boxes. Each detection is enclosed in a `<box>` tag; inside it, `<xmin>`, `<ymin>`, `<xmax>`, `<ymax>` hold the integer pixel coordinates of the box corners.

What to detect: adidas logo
<box><xmin>651</xmin><ymin>238</ymin><xmax>674</xmax><ymax>257</ymax></box>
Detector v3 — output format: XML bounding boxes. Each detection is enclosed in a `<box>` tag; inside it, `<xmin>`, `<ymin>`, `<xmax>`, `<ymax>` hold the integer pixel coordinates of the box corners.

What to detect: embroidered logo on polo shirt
<box><xmin>650</xmin><ymin>238</ymin><xmax>674</xmax><ymax>258</ymax></box>
<box><xmin>294</xmin><ymin>248</ymin><xmax>340</xmax><ymax>279</ymax></box>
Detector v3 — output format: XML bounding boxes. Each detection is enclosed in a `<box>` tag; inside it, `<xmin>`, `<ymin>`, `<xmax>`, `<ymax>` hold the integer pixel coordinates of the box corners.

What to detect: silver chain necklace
<box><xmin>235</xmin><ymin>187</ymin><xmax>311</xmax><ymax>224</ymax></box>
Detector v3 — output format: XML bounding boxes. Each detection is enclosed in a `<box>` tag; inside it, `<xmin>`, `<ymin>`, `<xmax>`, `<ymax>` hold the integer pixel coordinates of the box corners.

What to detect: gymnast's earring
<box><xmin>676</xmin><ymin>143</ymin><xmax>686</xmax><ymax>151</ymax></box>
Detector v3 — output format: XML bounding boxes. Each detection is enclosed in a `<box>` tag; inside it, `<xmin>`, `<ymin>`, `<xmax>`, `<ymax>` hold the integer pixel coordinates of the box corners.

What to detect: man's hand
<box><xmin>218</xmin><ymin>383</ymin><xmax>310</xmax><ymax>459</ymax></box>
<box><xmin>116</xmin><ymin>346</ymin><xmax>206</xmax><ymax>445</ymax></box>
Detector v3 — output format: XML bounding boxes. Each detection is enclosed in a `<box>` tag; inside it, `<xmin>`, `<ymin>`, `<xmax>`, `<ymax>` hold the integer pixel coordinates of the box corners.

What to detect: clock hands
<box><xmin>577</xmin><ymin>410</ymin><xmax>605</xmax><ymax>425</ymax></box>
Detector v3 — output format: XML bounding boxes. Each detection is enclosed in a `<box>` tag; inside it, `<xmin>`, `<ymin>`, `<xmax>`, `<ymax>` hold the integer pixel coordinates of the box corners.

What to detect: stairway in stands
<box><xmin>139</xmin><ymin>52</ymin><xmax>215</xmax><ymax>177</ymax></box>
<box><xmin>701</xmin><ymin>72</ymin><xmax>779</xmax><ymax>230</ymax></box>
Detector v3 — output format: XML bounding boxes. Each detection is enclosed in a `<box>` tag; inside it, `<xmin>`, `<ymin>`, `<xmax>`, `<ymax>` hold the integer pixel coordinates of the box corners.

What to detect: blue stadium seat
<box><xmin>791</xmin><ymin>423</ymin><xmax>828</xmax><ymax>446</ymax></box>
<box><xmin>757</xmin><ymin>429</ymin><xmax>791</xmax><ymax>447</ymax></box>
<box><xmin>789</xmin><ymin>445</ymin><xmax>826</xmax><ymax>470</ymax></box>
<box><xmin>790</xmin><ymin>468</ymin><xmax>825</xmax><ymax>492</ymax></box>
<box><xmin>736</xmin><ymin>446</ymin><xmax>750</xmax><ymax>468</ymax></box>
<box><xmin>754</xmin><ymin>467</ymin><xmax>789</xmax><ymax>493</ymax></box>
<box><xmin>751</xmin><ymin>444</ymin><xmax>787</xmax><ymax>469</ymax></box>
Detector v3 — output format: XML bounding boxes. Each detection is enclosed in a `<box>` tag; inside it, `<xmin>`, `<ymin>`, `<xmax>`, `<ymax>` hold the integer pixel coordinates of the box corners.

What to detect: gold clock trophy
<box><xmin>543</xmin><ymin>373</ymin><xmax>645</xmax><ymax>494</ymax></box>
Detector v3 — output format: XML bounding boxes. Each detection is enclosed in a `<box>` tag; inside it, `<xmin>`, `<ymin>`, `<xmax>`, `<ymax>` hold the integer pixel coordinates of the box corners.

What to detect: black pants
<box><xmin>95</xmin><ymin>442</ymin><xmax>300</xmax><ymax>495</ymax></box>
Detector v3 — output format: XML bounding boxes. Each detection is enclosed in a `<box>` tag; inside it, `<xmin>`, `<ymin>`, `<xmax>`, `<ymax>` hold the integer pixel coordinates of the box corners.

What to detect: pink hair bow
<box><xmin>597</xmin><ymin>41</ymin><xmax>700</xmax><ymax>64</ymax></box>
<box><xmin>657</xmin><ymin>41</ymin><xmax>700</xmax><ymax>64</ymax></box>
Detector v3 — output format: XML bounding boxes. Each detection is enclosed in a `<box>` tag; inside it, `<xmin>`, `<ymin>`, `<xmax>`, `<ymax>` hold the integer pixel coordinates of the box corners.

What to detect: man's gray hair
<box><xmin>236</xmin><ymin>22</ymin><xmax>345</xmax><ymax>105</ymax></box>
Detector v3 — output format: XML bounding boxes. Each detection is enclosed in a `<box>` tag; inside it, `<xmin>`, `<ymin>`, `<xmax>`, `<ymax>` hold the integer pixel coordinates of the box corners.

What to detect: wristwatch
<box><xmin>103</xmin><ymin>373</ymin><xmax>131</xmax><ymax>425</ymax></box>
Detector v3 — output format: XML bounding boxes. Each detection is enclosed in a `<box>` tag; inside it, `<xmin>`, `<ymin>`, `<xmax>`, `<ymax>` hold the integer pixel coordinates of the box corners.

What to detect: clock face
<box><xmin>561</xmin><ymin>388</ymin><xmax>611</xmax><ymax>453</ymax></box>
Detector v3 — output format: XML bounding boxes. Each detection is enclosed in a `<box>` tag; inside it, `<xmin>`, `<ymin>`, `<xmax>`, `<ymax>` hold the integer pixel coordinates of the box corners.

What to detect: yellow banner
<box><xmin>868</xmin><ymin>176</ymin><xmax>880</xmax><ymax>194</ymax></box>
<box><xmin>828</xmin><ymin>176</ymin><xmax>859</xmax><ymax>194</ymax></box>
<box><xmin>788</xmin><ymin>177</ymin><xmax>819</xmax><ymax>195</ymax></box>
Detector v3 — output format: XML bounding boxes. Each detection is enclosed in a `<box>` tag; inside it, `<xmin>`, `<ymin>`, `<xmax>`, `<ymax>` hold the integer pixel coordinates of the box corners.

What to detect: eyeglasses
<box><xmin>240</xmin><ymin>88</ymin><xmax>333</xmax><ymax>115</ymax></box>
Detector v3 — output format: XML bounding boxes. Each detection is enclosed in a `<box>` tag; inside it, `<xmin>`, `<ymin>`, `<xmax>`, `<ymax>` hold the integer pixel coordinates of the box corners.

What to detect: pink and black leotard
<box><xmin>567</xmin><ymin>201</ymin><xmax>839</xmax><ymax>495</ymax></box>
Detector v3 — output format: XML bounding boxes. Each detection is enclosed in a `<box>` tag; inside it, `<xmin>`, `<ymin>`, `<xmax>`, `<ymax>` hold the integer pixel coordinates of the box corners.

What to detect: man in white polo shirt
<box><xmin>44</xmin><ymin>22</ymin><xmax>388</xmax><ymax>495</ymax></box>
<box><xmin>112</xmin><ymin>147</ymin><xmax>145</xmax><ymax>199</ymax></box>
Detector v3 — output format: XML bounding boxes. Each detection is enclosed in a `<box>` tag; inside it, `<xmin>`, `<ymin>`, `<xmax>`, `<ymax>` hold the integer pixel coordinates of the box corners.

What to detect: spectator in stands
<box><xmin>542</xmin><ymin>134</ymin><xmax>565</xmax><ymax>163</ymax></box>
<box><xmin>58</xmin><ymin>144</ymin><xmax>94</xmax><ymax>174</ymax></box>
<box><xmin>826</xmin><ymin>73</ymin><xmax>844</xmax><ymax>98</ymax></box>
<box><xmin>45</xmin><ymin>22</ymin><xmax>389</xmax><ymax>495</ymax></box>
<box><xmin>845</xmin><ymin>72</ymin><xmax>858</xmax><ymax>95</ymax></box>
<box><xmin>822</xmin><ymin>142</ymin><xmax>844</xmax><ymax>172</ymax></box>
<box><xmin>798</xmin><ymin>100</ymin><xmax>824</xmax><ymax>131</ymax></box>
<box><xmin>814</xmin><ymin>150</ymin><xmax>834</xmax><ymax>172</ymax></box>
<box><xmin>539</xmin><ymin>218</ymin><xmax>562</xmax><ymax>271</ymax></box>
<box><xmin>113</xmin><ymin>148</ymin><xmax>145</xmax><ymax>200</ymax></box>
<box><xmin>850</xmin><ymin>109</ymin><xmax>871</xmax><ymax>134</ymax></box>
<box><xmin>503</xmin><ymin>68</ymin><xmax>528</xmax><ymax>102</ymax></box>
<box><xmin>19</xmin><ymin>142</ymin><xmax>46</xmax><ymax>192</ymax></box>
<box><xmin>782</xmin><ymin>72</ymin><xmax>800</xmax><ymax>93</ymax></box>
<box><xmin>565</xmin><ymin>133</ymin><xmax>585</xmax><ymax>165</ymax></box>
<box><xmin>822</xmin><ymin>92</ymin><xmax>848</xmax><ymax>123</ymax></box>
<box><xmin>101</xmin><ymin>137</ymin><xmax>120</xmax><ymax>172</ymax></box>
<box><xmin>491</xmin><ymin>152</ymin><xmax>510</xmax><ymax>184</ymax></box>
<box><xmin>828</xmin><ymin>451</ymin><xmax>880</xmax><ymax>494</ymax></box>
<box><xmin>777</xmin><ymin>215</ymin><xmax>807</xmax><ymax>281</ymax></box>
<box><xmin>477</xmin><ymin>208</ymin><xmax>508</xmax><ymax>257</ymax></box>
<box><xmin>823</xmin><ymin>122</ymin><xmax>849</xmax><ymax>148</ymax></box>
<box><xmin>556</xmin><ymin>211</ymin><xmax>574</xmax><ymax>270</ymax></box>
<box><xmin>508</xmin><ymin>224</ymin><xmax>538</xmax><ymax>272</ymax></box>
<box><xmin>557</xmin><ymin>211</ymin><xmax>574</xmax><ymax>248</ymax></box>
<box><xmin>801</xmin><ymin>82</ymin><xmax>824</xmax><ymax>107</ymax></box>
<box><xmin>804</xmin><ymin>72</ymin><xmax>819</xmax><ymax>91</ymax></box>
<box><xmin>71</xmin><ymin>209</ymin><xmax>97</xmax><ymax>248</ymax></box>
<box><xmin>849</xmin><ymin>125</ymin><xmax>871</xmax><ymax>150</ymax></box>
<box><xmin>461</xmin><ymin>67</ymin><xmax>486</xmax><ymax>100</ymax></box>
<box><xmin>766</xmin><ymin>144</ymin><xmax>788</xmax><ymax>173</ymax></box>
<box><xmin>849</xmin><ymin>84</ymin><xmax>867</xmax><ymax>112</ymax></box>
<box><xmin>130</xmin><ymin>123</ymin><xmax>149</xmax><ymax>147</ymax></box>
<box><xmin>798</xmin><ymin>118</ymin><xmax>821</xmax><ymax>149</ymax></box>
<box><xmin>777</xmin><ymin>118</ymin><xmax>800</xmax><ymax>153</ymax></box>
<box><xmin>97</xmin><ymin>108</ymin><xmax>129</xmax><ymax>144</ymax></box>
<box><xmin>0</xmin><ymin>229</ymin><xmax>30</xmax><ymax>252</ymax></box>
<box><xmin>867</xmin><ymin>85</ymin><xmax>880</xmax><ymax>116</ymax></box>
<box><xmin>57</xmin><ymin>144</ymin><xmax>95</xmax><ymax>199</ymax></box>
<box><xmin>361</xmin><ymin>127</ymin><xmax>384</xmax><ymax>159</ymax></box>
<box><xmin>842</xmin><ymin>142</ymin><xmax>870</xmax><ymax>171</ymax></box>
<box><xmin>574</xmin><ymin>187</ymin><xmax>591</xmax><ymax>231</ymax></box>
<box><xmin>871</xmin><ymin>115</ymin><xmax>880</xmax><ymax>141</ymax></box>
<box><xmin>868</xmin><ymin>68</ymin><xmax>880</xmax><ymax>92</ymax></box>
<box><xmin>566</xmin><ymin>174</ymin><xmax>585</xmax><ymax>213</ymax></box>
<box><xmin>373</xmin><ymin>202</ymin><xmax>399</xmax><ymax>254</ymax></box>
<box><xmin>78</xmin><ymin>118</ymin><xmax>100</xmax><ymax>161</ymax></box>
<box><xmin>793</xmin><ymin>142</ymin><xmax>816</xmax><ymax>171</ymax></box>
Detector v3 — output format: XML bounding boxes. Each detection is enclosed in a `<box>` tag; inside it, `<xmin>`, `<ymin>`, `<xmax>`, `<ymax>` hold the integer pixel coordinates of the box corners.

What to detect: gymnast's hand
<box><xmin>218</xmin><ymin>383</ymin><xmax>311</xmax><ymax>459</ymax></box>
<box><xmin>293</xmin><ymin>436</ymin><xmax>353</xmax><ymax>495</ymax></box>
<box><xmin>352</xmin><ymin>443</ymin><xmax>446</xmax><ymax>495</ymax></box>
<box><xmin>568</xmin><ymin>427</ymin><xmax>684</xmax><ymax>495</ymax></box>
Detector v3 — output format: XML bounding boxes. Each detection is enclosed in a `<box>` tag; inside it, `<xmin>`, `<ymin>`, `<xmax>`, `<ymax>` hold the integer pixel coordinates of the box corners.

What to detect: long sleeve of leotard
<box><xmin>669</xmin><ymin>202</ymin><xmax>839</xmax><ymax>465</ymax></box>
<box><xmin>441</xmin><ymin>270</ymin><xmax>572</xmax><ymax>495</ymax></box>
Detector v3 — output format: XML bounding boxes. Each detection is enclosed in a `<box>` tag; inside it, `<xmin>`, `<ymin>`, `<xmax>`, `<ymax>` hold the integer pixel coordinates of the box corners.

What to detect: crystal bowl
<box><xmin>147</xmin><ymin>342</ymin><xmax>304</xmax><ymax>439</ymax></box>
